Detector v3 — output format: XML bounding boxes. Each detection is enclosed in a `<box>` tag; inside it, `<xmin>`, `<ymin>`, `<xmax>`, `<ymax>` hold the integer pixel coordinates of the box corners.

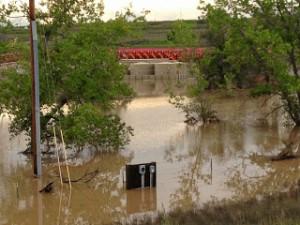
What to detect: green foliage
<box><xmin>187</xmin><ymin>60</ymin><xmax>209</xmax><ymax>96</ymax></box>
<box><xmin>0</xmin><ymin>41</ymin><xmax>10</xmax><ymax>55</ymax></box>
<box><xmin>36</xmin><ymin>0</ymin><xmax>105</xmax><ymax>37</ymax></box>
<box><xmin>223</xmin><ymin>72</ymin><xmax>236</xmax><ymax>96</ymax></box>
<box><xmin>0</xmin><ymin>38</ymin><xmax>29</xmax><ymax>57</ymax></box>
<box><xmin>0</xmin><ymin>1</ymin><xmax>147</xmax><ymax>152</ymax></box>
<box><xmin>0</xmin><ymin>66</ymin><xmax>31</xmax><ymax>136</ymax></box>
<box><xmin>48</xmin><ymin>23</ymin><xmax>133</xmax><ymax>109</ymax></box>
<box><xmin>204</xmin><ymin>6</ymin><xmax>230</xmax><ymax>48</ymax></box>
<box><xmin>167</xmin><ymin>20</ymin><xmax>198</xmax><ymax>47</ymax></box>
<box><xmin>197</xmin><ymin>0</ymin><xmax>300</xmax><ymax>125</ymax></box>
<box><xmin>190</xmin><ymin>6</ymin><xmax>239</xmax><ymax>91</ymax></box>
<box><xmin>250</xmin><ymin>84</ymin><xmax>273</xmax><ymax>97</ymax></box>
<box><xmin>0</xmin><ymin>2</ymin><xmax>18</xmax><ymax>28</ymax></box>
<box><xmin>195</xmin><ymin>49</ymin><xmax>230</xmax><ymax>89</ymax></box>
<box><xmin>61</xmin><ymin>104</ymin><xmax>133</xmax><ymax>151</ymax></box>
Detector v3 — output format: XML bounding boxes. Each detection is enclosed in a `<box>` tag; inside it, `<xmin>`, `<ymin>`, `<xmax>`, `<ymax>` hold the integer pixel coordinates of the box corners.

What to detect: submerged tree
<box><xmin>169</xmin><ymin>95</ymin><xmax>219</xmax><ymax>125</ymax></box>
<box><xmin>0</xmin><ymin>1</ymin><xmax>147</xmax><ymax>152</ymax></box>
<box><xmin>197</xmin><ymin>0</ymin><xmax>300</xmax><ymax>126</ymax></box>
<box><xmin>170</xmin><ymin>63</ymin><xmax>219</xmax><ymax>125</ymax></box>
<box><xmin>167</xmin><ymin>19</ymin><xmax>219</xmax><ymax>125</ymax></box>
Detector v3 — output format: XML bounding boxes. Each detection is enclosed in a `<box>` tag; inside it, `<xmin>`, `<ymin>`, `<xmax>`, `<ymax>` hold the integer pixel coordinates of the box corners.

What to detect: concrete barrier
<box><xmin>128</xmin><ymin>62</ymin><xmax>155</xmax><ymax>77</ymax></box>
<box><xmin>122</xmin><ymin>60</ymin><xmax>192</xmax><ymax>80</ymax></box>
<box><xmin>154</xmin><ymin>62</ymin><xmax>190</xmax><ymax>79</ymax></box>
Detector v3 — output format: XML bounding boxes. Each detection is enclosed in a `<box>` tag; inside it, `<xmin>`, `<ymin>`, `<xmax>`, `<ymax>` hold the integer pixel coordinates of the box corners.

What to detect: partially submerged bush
<box><xmin>169</xmin><ymin>95</ymin><xmax>219</xmax><ymax>125</ymax></box>
<box><xmin>60</xmin><ymin>104</ymin><xmax>133</xmax><ymax>152</ymax></box>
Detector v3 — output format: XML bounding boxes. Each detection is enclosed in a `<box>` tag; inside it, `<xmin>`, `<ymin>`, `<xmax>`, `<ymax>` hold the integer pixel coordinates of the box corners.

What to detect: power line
<box><xmin>7</xmin><ymin>16</ymin><xmax>27</xmax><ymax>18</ymax></box>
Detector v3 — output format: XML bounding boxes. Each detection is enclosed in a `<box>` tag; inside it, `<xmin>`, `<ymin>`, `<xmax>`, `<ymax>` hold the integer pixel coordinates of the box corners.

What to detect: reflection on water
<box><xmin>125</xmin><ymin>79</ymin><xmax>195</xmax><ymax>97</ymax></box>
<box><xmin>0</xmin><ymin>83</ymin><xmax>300</xmax><ymax>224</ymax></box>
<box><xmin>126</xmin><ymin>188</ymin><xmax>157</xmax><ymax>214</ymax></box>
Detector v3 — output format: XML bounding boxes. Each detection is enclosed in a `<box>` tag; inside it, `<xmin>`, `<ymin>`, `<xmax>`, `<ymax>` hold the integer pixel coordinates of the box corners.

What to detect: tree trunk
<box><xmin>272</xmin><ymin>126</ymin><xmax>300</xmax><ymax>160</ymax></box>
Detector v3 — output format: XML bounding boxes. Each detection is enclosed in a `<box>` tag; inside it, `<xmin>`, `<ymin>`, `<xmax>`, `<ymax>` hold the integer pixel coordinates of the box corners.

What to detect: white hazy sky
<box><xmin>102</xmin><ymin>0</ymin><xmax>200</xmax><ymax>21</ymax></box>
<box><xmin>1</xmin><ymin>0</ymin><xmax>201</xmax><ymax>21</ymax></box>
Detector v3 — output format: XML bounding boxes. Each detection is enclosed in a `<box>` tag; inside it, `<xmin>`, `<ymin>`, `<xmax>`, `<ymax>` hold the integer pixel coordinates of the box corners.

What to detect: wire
<box><xmin>7</xmin><ymin>16</ymin><xmax>27</xmax><ymax>18</ymax></box>
<box><xmin>53</xmin><ymin>125</ymin><xmax>63</xmax><ymax>185</ymax></box>
<box><xmin>60</xmin><ymin>129</ymin><xmax>72</xmax><ymax>189</ymax></box>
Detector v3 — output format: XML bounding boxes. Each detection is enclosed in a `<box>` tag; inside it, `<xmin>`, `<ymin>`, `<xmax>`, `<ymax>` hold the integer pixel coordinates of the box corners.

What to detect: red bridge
<box><xmin>118</xmin><ymin>48</ymin><xmax>205</xmax><ymax>60</ymax></box>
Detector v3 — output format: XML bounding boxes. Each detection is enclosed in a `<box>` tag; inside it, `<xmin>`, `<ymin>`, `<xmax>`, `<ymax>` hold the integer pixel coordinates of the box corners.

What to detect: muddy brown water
<box><xmin>1</xmin><ymin>80</ymin><xmax>300</xmax><ymax>225</ymax></box>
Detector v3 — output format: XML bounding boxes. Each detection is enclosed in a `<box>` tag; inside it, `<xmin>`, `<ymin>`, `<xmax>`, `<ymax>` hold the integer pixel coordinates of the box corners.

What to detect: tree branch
<box><xmin>288</xmin><ymin>44</ymin><xmax>299</xmax><ymax>78</ymax></box>
<box><xmin>264</xmin><ymin>104</ymin><xmax>284</xmax><ymax>118</ymax></box>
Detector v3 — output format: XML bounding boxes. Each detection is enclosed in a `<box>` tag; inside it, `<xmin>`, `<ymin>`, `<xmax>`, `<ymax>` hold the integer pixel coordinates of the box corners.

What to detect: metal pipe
<box><xmin>139</xmin><ymin>165</ymin><xmax>146</xmax><ymax>188</ymax></box>
<box><xmin>53</xmin><ymin>126</ymin><xmax>63</xmax><ymax>185</ymax></box>
<box><xmin>60</xmin><ymin>129</ymin><xmax>72</xmax><ymax>189</ymax></box>
<box><xmin>210</xmin><ymin>158</ymin><xmax>213</xmax><ymax>185</ymax></box>
<box><xmin>150</xmin><ymin>173</ymin><xmax>153</xmax><ymax>188</ymax></box>
<box><xmin>149</xmin><ymin>165</ymin><xmax>155</xmax><ymax>188</ymax></box>
<box><xmin>141</xmin><ymin>174</ymin><xmax>145</xmax><ymax>188</ymax></box>
<box><xmin>29</xmin><ymin>0</ymin><xmax>42</xmax><ymax>177</ymax></box>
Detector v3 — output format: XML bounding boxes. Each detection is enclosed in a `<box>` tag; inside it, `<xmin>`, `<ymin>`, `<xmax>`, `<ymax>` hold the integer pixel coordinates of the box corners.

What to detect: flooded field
<box><xmin>1</xmin><ymin>81</ymin><xmax>300</xmax><ymax>225</ymax></box>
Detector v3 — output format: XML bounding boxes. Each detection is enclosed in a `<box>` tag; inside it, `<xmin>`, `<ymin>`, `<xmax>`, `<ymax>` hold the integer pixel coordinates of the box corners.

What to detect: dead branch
<box><xmin>271</xmin><ymin>143</ymin><xmax>299</xmax><ymax>161</ymax></box>
<box><xmin>39</xmin><ymin>181</ymin><xmax>55</xmax><ymax>193</ymax></box>
<box><xmin>55</xmin><ymin>169</ymin><xmax>100</xmax><ymax>183</ymax></box>
<box><xmin>260</xmin><ymin>94</ymin><xmax>275</xmax><ymax>108</ymax></box>
<box><xmin>264</xmin><ymin>104</ymin><xmax>285</xmax><ymax>118</ymax></box>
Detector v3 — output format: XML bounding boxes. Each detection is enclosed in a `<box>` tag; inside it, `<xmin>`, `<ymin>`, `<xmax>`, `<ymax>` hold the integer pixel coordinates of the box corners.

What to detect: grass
<box><xmin>117</xmin><ymin>186</ymin><xmax>300</xmax><ymax>225</ymax></box>
<box><xmin>0</xmin><ymin>20</ymin><xmax>211</xmax><ymax>48</ymax></box>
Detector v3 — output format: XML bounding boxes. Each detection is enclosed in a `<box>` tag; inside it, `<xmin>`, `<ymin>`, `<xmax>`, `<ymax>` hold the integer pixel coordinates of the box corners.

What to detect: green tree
<box><xmin>0</xmin><ymin>1</ymin><xmax>147</xmax><ymax>152</ymax></box>
<box><xmin>167</xmin><ymin>20</ymin><xmax>198</xmax><ymax>47</ymax></box>
<box><xmin>197</xmin><ymin>0</ymin><xmax>300</xmax><ymax>125</ymax></box>
<box><xmin>0</xmin><ymin>2</ymin><xmax>17</xmax><ymax>28</ymax></box>
<box><xmin>192</xmin><ymin>6</ymin><xmax>244</xmax><ymax>89</ymax></box>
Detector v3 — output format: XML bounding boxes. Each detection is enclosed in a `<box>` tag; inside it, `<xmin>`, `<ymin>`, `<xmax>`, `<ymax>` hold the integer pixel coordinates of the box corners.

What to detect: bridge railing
<box><xmin>118</xmin><ymin>48</ymin><xmax>205</xmax><ymax>60</ymax></box>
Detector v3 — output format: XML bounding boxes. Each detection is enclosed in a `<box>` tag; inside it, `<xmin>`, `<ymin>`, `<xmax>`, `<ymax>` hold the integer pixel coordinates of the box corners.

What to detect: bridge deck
<box><xmin>118</xmin><ymin>48</ymin><xmax>205</xmax><ymax>60</ymax></box>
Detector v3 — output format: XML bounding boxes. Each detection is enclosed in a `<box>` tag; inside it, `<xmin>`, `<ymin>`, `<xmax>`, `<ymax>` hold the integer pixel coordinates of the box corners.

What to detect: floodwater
<box><xmin>1</xmin><ymin>80</ymin><xmax>300</xmax><ymax>225</ymax></box>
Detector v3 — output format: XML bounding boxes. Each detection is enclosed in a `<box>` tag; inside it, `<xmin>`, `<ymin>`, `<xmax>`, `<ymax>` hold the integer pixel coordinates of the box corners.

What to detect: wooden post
<box><xmin>29</xmin><ymin>0</ymin><xmax>42</xmax><ymax>177</ymax></box>
<box><xmin>53</xmin><ymin>126</ymin><xmax>63</xmax><ymax>185</ymax></box>
<box><xmin>60</xmin><ymin>129</ymin><xmax>72</xmax><ymax>189</ymax></box>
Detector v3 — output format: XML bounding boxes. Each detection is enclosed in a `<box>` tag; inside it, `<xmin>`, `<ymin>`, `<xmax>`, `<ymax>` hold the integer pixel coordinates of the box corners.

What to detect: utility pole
<box><xmin>29</xmin><ymin>0</ymin><xmax>42</xmax><ymax>177</ymax></box>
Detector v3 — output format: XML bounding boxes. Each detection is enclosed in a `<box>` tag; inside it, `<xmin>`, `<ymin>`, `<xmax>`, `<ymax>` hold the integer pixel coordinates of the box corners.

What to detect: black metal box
<box><xmin>125</xmin><ymin>162</ymin><xmax>156</xmax><ymax>190</ymax></box>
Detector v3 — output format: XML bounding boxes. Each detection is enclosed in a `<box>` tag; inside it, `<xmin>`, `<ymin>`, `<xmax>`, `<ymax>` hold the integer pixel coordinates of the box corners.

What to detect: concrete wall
<box><xmin>123</xmin><ymin>61</ymin><xmax>192</xmax><ymax>80</ymax></box>
<box><xmin>155</xmin><ymin>62</ymin><xmax>190</xmax><ymax>79</ymax></box>
<box><xmin>128</xmin><ymin>63</ymin><xmax>155</xmax><ymax>76</ymax></box>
